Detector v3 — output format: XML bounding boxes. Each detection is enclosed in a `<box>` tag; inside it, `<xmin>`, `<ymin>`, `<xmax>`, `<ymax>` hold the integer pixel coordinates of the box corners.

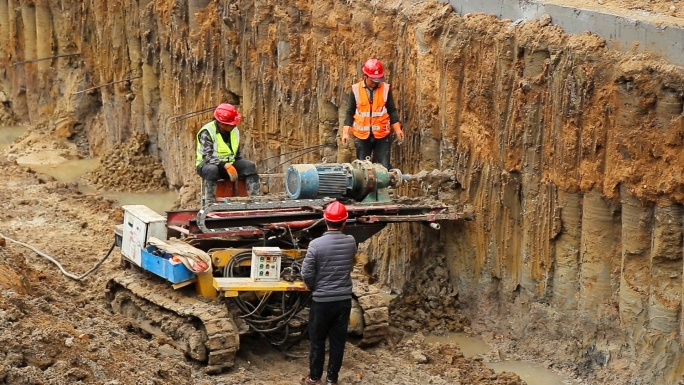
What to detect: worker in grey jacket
<box><xmin>300</xmin><ymin>201</ymin><xmax>357</xmax><ymax>385</ymax></box>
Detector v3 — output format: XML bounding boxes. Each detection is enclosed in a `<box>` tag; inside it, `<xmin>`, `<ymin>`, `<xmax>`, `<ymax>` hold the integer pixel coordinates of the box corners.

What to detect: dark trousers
<box><xmin>308</xmin><ymin>299</ymin><xmax>352</xmax><ymax>383</ymax></box>
<box><xmin>196</xmin><ymin>159</ymin><xmax>257</xmax><ymax>182</ymax></box>
<box><xmin>354</xmin><ymin>135</ymin><xmax>391</xmax><ymax>170</ymax></box>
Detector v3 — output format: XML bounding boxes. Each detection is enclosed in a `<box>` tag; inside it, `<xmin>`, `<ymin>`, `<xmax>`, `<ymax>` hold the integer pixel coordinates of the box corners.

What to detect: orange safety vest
<box><xmin>351</xmin><ymin>81</ymin><xmax>391</xmax><ymax>139</ymax></box>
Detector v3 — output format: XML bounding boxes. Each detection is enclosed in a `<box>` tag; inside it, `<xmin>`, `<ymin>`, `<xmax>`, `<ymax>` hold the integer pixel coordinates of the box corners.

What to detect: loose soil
<box><xmin>2</xmin><ymin>0</ymin><xmax>684</xmax><ymax>383</ymax></box>
<box><xmin>0</xmin><ymin>131</ymin><xmax>526</xmax><ymax>384</ymax></box>
<box><xmin>84</xmin><ymin>132</ymin><xmax>169</xmax><ymax>192</ymax></box>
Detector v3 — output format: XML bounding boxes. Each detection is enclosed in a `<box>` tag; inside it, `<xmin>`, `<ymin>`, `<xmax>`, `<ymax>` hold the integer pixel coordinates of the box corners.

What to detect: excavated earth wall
<box><xmin>2</xmin><ymin>0</ymin><xmax>684</xmax><ymax>383</ymax></box>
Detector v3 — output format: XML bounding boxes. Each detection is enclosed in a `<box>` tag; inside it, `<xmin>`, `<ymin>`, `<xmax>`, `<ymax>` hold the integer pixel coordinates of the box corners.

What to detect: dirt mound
<box><xmin>391</xmin><ymin>332</ymin><xmax>525</xmax><ymax>385</ymax></box>
<box><xmin>171</xmin><ymin>180</ymin><xmax>201</xmax><ymax>210</ymax></box>
<box><xmin>85</xmin><ymin>132</ymin><xmax>168</xmax><ymax>192</ymax></box>
<box><xmin>390</xmin><ymin>251</ymin><xmax>469</xmax><ymax>335</ymax></box>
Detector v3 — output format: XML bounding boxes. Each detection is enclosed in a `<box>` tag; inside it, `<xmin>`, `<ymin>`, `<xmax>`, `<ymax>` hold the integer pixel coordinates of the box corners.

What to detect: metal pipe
<box><xmin>11</xmin><ymin>53</ymin><xmax>80</xmax><ymax>66</ymax></box>
<box><xmin>265</xmin><ymin>147</ymin><xmax>324</xmax><ymax>173</ymax></box>
<box><xmin>421</xmin><ymin>222</ymin><xmax>441</xmax><ymax>230</ymax></box>
<box><xmin>262</xmin><ymin>220</ymin><xmax>319</xmax><ymax>230</ymax></box>
<box><xmin>72</xmin><ymin>76</ymin><xmax>142</xmax><ymax>95</ymax></box>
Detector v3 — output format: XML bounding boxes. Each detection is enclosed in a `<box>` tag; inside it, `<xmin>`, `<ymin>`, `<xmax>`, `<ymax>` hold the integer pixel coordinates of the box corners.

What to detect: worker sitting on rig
<box><xmin>196</xmin><ymin>103</ymin><xmax>260</xmax><ymax>203</ymax></box>
<box><xmin>341</xmin><ymin>58</ymin><xmax>404</xmax><ymax>170</ymax></box>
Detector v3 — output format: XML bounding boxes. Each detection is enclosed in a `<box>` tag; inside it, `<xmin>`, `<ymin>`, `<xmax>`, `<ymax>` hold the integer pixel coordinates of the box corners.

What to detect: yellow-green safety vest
<box><xmin>195</xmin><ymin>121</ymin><xmax>240</xmax><ymax>167</ymax></box>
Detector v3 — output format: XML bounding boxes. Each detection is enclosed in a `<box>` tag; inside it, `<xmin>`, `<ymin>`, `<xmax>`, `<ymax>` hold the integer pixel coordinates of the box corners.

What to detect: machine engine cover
<box><xmin>286</xmin><ymin>163</ymin><xmax>350</xmax><ymax>199</ymax></box>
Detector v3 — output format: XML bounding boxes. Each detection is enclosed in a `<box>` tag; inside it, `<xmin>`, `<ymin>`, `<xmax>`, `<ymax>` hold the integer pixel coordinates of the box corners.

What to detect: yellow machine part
<box><xmin>213</xmin><ymin>277</ymin><xmax>308</xmax><ymax>297</ymax></box>
<box><xmin>211</xmin><ymin>248</ymin><xmax>306</xmax><ymax>267</ymax></box>
<box><xmin>188</xmin><ymin>248</ymin><xmax>308</xmax><ymax>299</ymax></box>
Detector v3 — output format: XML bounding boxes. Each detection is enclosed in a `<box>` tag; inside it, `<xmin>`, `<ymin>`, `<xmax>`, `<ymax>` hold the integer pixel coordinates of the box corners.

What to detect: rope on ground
<box><xmin>0</xmin><ymin>231</ymin><xmax>116</xmax><ymax>281</ymax></box>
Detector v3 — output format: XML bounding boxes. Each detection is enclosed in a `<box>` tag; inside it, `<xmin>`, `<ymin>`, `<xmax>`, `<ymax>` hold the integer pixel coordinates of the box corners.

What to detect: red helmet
<box><xmin>323</xmin><ymin>201</ymin><xmax>348</xmax><ymax>222</ymax></box>
<box><xmin>214</xmin><ymin>103</ymin><xmax>241</xmax><ymax>125</ymax></box>
<box><xmin>362</xmin><ymin>58</ymin><xmax>385</xmax><ymax>82</ymax></box>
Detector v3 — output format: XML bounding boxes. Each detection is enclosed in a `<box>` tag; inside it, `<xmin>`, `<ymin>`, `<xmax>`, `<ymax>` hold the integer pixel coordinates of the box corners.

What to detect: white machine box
<box><xmin>251</xmin><ymin>247</ymin><xmax>282</xmax><ymax>281</ymax></box>
<box><xmin>122</xmin><ymin>205</ymin><xmax>167</xmax><ymax>267</ymax></box>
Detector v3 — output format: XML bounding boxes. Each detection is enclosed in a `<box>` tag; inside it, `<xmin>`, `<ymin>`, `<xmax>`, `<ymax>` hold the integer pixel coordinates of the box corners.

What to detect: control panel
<box><xmin>250</xmin><ymin>247</ymin><xmax>282</xmax><ymax>281</ymax></box>
<box><xmin>121</xmin><ymin>205</ymin><xmax>167</xmax><ymax>267</ymax></box>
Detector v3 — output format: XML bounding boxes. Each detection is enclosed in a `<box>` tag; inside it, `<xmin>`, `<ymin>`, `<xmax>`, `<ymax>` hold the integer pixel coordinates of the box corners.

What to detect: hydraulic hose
<box><xmin>0</xmin><ymin>232</ymin><xmax>116</xmax><ymax>281</ymax></box>
<box><xmin>224</xmin><ymin>250</ymin><xmax>311</xmax><ymax>345</ymax></box>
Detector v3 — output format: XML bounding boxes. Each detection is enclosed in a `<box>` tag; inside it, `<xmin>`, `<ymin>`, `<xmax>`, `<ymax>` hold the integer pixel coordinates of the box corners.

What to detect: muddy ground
<box><xmin>0</xmin><ymin>128</ymin><xmax>532</xmax><ymax>384</ymax></box>
<box><xmin>2</xmin><ymin>0</ymin><xmax>684</xmax><ymax>383</ymax></box>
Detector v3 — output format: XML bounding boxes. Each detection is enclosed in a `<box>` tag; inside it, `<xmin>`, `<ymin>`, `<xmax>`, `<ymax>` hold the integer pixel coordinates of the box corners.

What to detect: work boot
<box><xmin>246</xmin><ymin>175</ymin><xmax>261</xmax><ymax>196</ymax></box>
<box><xmin>300</xmin><ymin>375</ymin><xmax>321</xmax><ymax>385</ymax></box>
<box><xmin>204</xmin><ymin>180</ymin><xmax>217</xmax><ymax>205</ymax></box>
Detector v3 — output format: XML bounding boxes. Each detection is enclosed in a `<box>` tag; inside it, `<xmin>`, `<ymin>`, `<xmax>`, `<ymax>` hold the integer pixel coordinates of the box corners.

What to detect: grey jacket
<box><xmin>301</xmin><ymin>231</ymin><xmax>357</xmax><ymax>302</ymax></box>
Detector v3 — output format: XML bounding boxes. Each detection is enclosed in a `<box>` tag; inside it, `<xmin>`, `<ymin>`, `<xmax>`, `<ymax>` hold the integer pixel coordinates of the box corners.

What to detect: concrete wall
<box><xmin>448</xmin><ymin>0</ymin><xmax>684</xmax><ymax>65</ymax></box>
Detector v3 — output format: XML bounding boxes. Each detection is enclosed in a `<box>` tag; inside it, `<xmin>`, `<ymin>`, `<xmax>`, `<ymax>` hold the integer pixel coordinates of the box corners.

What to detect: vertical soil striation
<box><xmin>1</xmin><ymin>0</ymin><xmax>684</xmax><ymax>383</ymax></box>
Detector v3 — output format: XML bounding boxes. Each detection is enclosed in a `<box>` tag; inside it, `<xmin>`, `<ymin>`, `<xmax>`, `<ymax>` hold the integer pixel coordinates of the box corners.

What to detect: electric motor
<box><xmin>285</xmin><ymin>163</ymin><xmax>350</xmax><ymax>199</ymax></box>
<box><xmin>285</xmin><ymin>161</ymin><xmax>405</xmax><ymax>202</ymax></box>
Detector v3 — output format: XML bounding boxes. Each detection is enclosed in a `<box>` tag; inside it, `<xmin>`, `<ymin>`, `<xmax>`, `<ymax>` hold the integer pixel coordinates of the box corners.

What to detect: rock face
<box><xmin>1</xmin><ymin>0</ymin><xmax>684</xmax><ymax>384</ymax></box>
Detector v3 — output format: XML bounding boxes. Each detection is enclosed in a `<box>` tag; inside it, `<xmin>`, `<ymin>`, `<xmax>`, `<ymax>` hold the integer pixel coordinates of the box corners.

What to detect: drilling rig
<box><xmin>107</xmin><ymin>159</ymin><xmax>468</xmax><ymax>373</ymax></box>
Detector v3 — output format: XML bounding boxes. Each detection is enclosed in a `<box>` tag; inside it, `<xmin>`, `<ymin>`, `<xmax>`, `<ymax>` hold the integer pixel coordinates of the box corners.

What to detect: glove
<box><xmin>392</xmin><ymin>123</ymin><xmax>404</xmax><ymax>145</ymax></box>
<box><xmin>224</xmin><ymin>164</ymin><xmax>238</xmax><ymax>181</ymax></box>
<box><xmin>341</xmin><ymin>126</ymin><xmax>351</xmax><ymax>147</ymax></box>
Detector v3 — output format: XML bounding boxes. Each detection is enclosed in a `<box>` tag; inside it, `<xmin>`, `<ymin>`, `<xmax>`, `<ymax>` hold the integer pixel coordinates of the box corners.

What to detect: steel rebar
<box><xmin>72</xmin><ymin>76</ymin><xmax>142</xmax><ymax>95</ymax></box>
<box><xmin>170</xmin><ymin>106</ymin><xmax>217</xmax><ymax>123</ymax></box>
<box><xmin>265</xmin><ymin>146</ymin><xmax>325</xmax><ymax>173</ymax></box>
<box><xmin>259</xmin><ymin>143</ymin><xmax>335</xmax><ymax>164</ymax></box>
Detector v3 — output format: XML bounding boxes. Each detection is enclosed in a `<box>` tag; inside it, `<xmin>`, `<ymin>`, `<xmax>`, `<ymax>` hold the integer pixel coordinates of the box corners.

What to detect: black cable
<box><xmin>224</xmin><ymin>249</ymin><xmax>311</xmax><ymax>345</ymax></box>
<box><xmin>0</xmin><ymin>232</ymin><xmax>116</xmax><ymax>281</ymax></box>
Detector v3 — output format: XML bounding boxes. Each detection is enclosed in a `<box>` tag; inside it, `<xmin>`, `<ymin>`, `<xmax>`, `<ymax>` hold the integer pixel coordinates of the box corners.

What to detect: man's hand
<box><xmin>392</xmin><ymin>123</ymin><xmax>404</xmax><ymax>145</ymax></box>
<box><xmin>224</xmin><ymin>164</ymin><xmax>238</xmax><ymax>181</ymax></box>
<box><xmin>341</xmin><ymin>126</ymin><xmax>351</xmax><ymax>147</ymax></box>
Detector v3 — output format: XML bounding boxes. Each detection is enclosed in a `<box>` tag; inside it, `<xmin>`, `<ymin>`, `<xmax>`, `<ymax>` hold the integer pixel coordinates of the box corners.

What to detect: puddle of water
<box><xmin>26</xmin><ymin>158</ymin><xmax>101</xmax><ymax>183</ymax></box>
<box><xmin>424</xmin><ymin>333</ymin><xmax>571</xmax><ymax>384</ymax></box>
<box><xmin>424</xmin><ymin>332</ymin><xmax>492</xmax><ymax>358</ymax></box>
<box><xmin>5</xmin><ymin>128</ymin><xmax>176</xmax><ymax>214</ymax></box>
<box><xmin>0</xmin><ymin>126</ymin><xmax>28</xmax><ymax>148</ymax></box>
<box><xmin>486</xmin><ymin>361</ymin><xmax>568</xmax><ymax>385</ymax></box>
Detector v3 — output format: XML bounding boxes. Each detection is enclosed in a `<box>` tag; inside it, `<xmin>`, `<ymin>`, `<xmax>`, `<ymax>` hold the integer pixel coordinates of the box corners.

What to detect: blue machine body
<box><xmin>286</xmin><ymin>163</ymin><xmax>350</xmax><ymax>199</ymax></box>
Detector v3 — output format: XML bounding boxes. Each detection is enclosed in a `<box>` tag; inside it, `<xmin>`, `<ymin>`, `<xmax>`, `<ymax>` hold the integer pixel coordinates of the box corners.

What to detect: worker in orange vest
<box><xmin>341</xmin><ymin>58</ymin><xmax>404</xmax><ymax>170</ymax></box>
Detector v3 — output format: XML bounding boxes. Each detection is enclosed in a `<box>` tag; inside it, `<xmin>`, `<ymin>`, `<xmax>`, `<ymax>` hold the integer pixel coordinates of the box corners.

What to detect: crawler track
<box><xmin>106</xmin><ymin>272</ymin><xmax>239</xmax><ymax>373</ymax></box>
